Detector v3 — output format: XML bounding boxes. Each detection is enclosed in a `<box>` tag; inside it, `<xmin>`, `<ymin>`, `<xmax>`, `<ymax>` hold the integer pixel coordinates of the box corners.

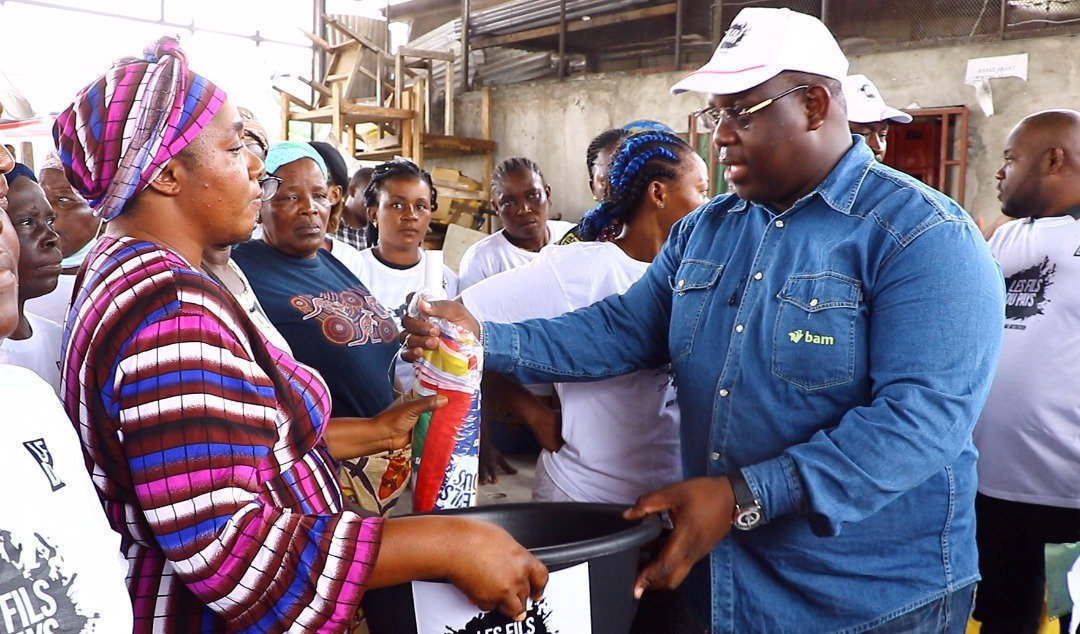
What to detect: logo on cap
<box><xmin>858</xmin><ymin>82</ymin><xmax>878</xmax><ymax>100</ymax></box>
<box><xmin>720</xmin><ymin>21</ymin><xmax>749</xmax><ymax>49</ymax></box>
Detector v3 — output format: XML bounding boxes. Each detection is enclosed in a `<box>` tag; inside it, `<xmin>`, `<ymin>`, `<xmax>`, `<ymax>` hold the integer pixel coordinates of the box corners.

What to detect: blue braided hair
<box><xmin>578</xmin><ymin>131</ymin><xmax>692</xmax><ymax>242</ymax></box>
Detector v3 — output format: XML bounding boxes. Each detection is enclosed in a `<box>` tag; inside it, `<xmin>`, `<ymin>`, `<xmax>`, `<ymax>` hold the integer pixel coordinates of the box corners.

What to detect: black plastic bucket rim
<box><xmin>415</xmin><ymin>502</ymin><xmax>663</xmax><ymax>568</ymax></box>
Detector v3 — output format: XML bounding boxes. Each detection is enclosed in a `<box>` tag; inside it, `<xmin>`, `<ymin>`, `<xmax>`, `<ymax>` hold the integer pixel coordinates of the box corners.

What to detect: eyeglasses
<box><xmin>692</xmin><ymin>84</ymin><xmax>811</xmax><ymax>131</ymax></box>
<box><xmin>259</xmin><ymin>176</ymin><xmax>282</xmax><ymax>201</ymax></box>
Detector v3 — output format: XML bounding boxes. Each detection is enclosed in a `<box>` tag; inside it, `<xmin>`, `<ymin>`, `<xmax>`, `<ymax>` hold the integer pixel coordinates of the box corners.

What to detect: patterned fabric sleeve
<box><xmin>114</xmin><ymin>278</ymin><xmax>384</xmax><ymax>632</ymax></box>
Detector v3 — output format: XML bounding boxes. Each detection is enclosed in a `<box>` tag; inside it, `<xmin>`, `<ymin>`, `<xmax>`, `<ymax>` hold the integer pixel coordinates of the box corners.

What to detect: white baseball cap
<box><xmin>843</xmin><ymin>74</ymin><xmax>913</xmax><ymax>124</ymax></box>
<box><xmin>670</xmin><ymin>8</ymin><xmax>848</xmax><ymax>96</ymax></box>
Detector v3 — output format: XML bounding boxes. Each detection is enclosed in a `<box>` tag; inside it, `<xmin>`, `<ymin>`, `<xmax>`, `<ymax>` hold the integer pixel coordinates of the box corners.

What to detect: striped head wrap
<box><xmin>52</xmin><ymin>36</ymin><xmax>226</xmax><ymax>221</ymax></box>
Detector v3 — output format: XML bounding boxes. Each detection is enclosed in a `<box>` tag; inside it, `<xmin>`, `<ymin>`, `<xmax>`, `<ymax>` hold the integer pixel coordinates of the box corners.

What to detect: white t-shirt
<box><xmin>23</xmin><ymin>274</ymin><xmax>76</xmax><ymax>327</ymax></box>
<box><xmin>352</xmin><ymin>248</ymin><xmax>459</xmax><ymax>390</ymax></box>
<box><xmin>325</xmin><ymin>235</ymin><xmax>367</xmax><ymax>278</ymax></box>
<box><xmin>0</xmin><ymin>312</ymin><xmax>63</xmax><ymax>396</ymax></box>
<box><xmin>975</xmin><ymin>216</ymin><xmax>1080</xmax><ymax>508</ymax></box>
<box><xmin>457</xmin><ymin>220</ymin><xmax>574</xmax><ymax>290</ymax></box>
<box><xmin>461</xmin><ymin>241</ymin><xmax>682</xmax><ymax>503</ymax></box>
<box><xmin>0</xmin><ymin>364</ymin><xmax>133</xmax><ymax>633</ymax></box>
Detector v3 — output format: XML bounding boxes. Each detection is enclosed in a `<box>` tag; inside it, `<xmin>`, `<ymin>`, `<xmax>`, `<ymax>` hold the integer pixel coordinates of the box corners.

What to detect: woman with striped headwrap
<box><xmin>56</xmin><ymin>37</ymin><xmax>545</xmax><ymax>633</ymax></box>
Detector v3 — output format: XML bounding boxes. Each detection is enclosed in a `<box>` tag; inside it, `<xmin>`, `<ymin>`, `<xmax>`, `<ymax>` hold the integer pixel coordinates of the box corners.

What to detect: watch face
<box><xmin>734</xmin><ymin>505</ymin><xmax>764</xmax><ymax>530</ymax></box>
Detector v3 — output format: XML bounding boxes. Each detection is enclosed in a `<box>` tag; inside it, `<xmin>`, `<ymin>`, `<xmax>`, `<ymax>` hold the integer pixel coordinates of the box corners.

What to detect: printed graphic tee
<box><xmin>234</xmin><ymin>240</ymin><xmax>409</xmax><ymax>515</ymax></box>
<box><xmin>234</xmin><ymin>240</ymin><xmax>398</xmax><ymax>419</ymax></box>
<box><xmin>0</xmin><ymin>364</ymin><xmax>132</xmax><ymax>634</ymax></box>
<box><xmin>975</xmin><ymin>216</ymin><xmax>1080</xmax><ymax>508</ymax></box>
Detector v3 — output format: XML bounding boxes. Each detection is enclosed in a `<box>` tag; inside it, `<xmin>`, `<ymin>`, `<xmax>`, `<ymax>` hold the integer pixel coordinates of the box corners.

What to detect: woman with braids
<box><xmin>457</xmin><ymin>156</ymin><xmax>573</xmax><ymax>290</ymax></box>
<box><xmin>57</xmin><ymin>38</ymin><xmax>545</xmax><ymax>633</ymax></box>
<box><xmin>460</xmin><ymin>131</ymin><xmax>707</xmax><ymax>630</ymax></box>
<box><xmin>351</xmin><ymin>159</ymin><xmax>458</xmax><ymax>391</ymax></box>
<box><xmin>460</xmin><ymin>131</ymin><xmax>709</xmax><ymax>504</ymax></box>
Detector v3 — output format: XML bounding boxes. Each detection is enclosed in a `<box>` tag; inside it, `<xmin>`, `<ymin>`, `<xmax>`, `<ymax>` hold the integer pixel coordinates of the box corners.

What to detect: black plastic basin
<box><xmin>363</xmin><ymin>502</ymin><xmax>663</xmax><ymax>634</ymax></box>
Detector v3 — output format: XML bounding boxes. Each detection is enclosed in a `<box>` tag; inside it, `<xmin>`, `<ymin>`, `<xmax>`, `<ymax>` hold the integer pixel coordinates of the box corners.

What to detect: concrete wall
<box><xmin>445</xmin><ymin>31</ymin><xmax>1080</xmax><ymax>226</ymax></box>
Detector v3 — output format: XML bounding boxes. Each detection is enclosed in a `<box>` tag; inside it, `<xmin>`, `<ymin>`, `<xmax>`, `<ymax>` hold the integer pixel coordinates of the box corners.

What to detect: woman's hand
<box><xmin>400</xmin><ymin>298</ymin><xmax>481</xmax><ymax>362</ymax></box>
<box><xmin>445</xmin><ymin>519</ymin><xmax>548</xmax><ymax>619</ymax></box>
<box><xmin>323</xmin><ymin>394</ymin><xmax>446</xmax><ymax>460</ymax></box>
<box><xmin>373</xmin><ymin>516</ymin><xmax>548</xmax><ymax>621</ymax></box>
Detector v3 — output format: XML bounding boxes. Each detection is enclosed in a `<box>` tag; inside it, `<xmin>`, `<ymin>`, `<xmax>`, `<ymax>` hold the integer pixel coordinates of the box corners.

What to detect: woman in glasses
<box><xmin>58</xmin><ymin>38</ymin><xmax>545</xmax><ymax>633</ymax></box>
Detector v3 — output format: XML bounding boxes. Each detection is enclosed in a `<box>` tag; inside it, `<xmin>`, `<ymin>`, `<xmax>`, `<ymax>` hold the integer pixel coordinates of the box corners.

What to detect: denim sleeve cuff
<box><xmin>481</xmin><ymin>321</ymin><xmax>518</xmax><ymax>374</ymax></box>
<box><xmin>741</xmin><ymin>455</ymin><xmax>806</xmax><ymax>522</ymax></box>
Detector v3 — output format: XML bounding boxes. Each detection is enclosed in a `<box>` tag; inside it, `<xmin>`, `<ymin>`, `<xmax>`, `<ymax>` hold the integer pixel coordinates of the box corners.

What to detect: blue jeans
<box><xmin>864</xmin><ymin>584</ymin><xmax>976</xmax><ymax>634</ymax></box>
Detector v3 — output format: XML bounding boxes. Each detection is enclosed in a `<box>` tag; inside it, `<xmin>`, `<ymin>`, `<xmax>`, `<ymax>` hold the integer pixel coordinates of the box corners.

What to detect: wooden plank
<box><xmin>323</xmin><ymin>14</ymin><xmax>387</xmax><ymax>57</ymax></box>
<box><xmin>298</xmin><ymin>76</ymin><xmax>331</xmax><ymax>97</ymax></box>
<box><xmin>287</xmin><ymin>104</ymin><xmax>415</xmax><ymax>125</ymax></box>
<box><xmin>412</xmin><ymin>78</ymin><xmax>426</xmax><ymax>167</ymax></box>
<box><xmin>280</xmin><ymin>91</ymin><xmax>292</xmax><ymax>140</ymax></box>
<box><xmin>397</xmin><ymin>46</ymin><xmax>456</xmax><ymax>62</ymax></box>
<box><xmin>274</xmin><ymin>86</ymin><xmax>313</xmax><ymax>111</ymax></box>
<box><xmin>444</xmin><ymin>59</ymin><xmax>455</xmax><ymax>136</ymax></box>
<box><xmin>331</xmin><ymin>81</ymin><xmax>343</xmax><ymax>145</ymax></box>
<box><xmin>301</xmin><ymin>29</ymin><xmax>332</xmax><ymax>51</ymax></box>
<box><xmin>471</xmin><ymin>3</ymin><xmax>677</xmax><ymax>49</ymax></box>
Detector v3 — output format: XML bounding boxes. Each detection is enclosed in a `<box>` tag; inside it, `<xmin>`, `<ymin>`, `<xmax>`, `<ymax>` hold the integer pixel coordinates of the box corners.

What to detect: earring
<box><xmin>658</xmin><ymin>202</ymin><xmax>665</xmax><ymax>209</ymax></box>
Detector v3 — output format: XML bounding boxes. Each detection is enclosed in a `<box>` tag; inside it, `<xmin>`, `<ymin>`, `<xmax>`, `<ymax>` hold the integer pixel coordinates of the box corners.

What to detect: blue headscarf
<box><xmin>265</xmin><ymin>142</ymin><xmax>328</xmax><ymax>179</ymax></box>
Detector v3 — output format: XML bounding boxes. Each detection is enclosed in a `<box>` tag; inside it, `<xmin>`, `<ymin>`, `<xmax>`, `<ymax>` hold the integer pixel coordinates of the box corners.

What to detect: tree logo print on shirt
<box><xmin>22</xmin><ymin>440</ymin><xmax>65</xmax><ymax>493</ymax></box>
<box><xmin>289</xmin><ymin>286</ymin><xmax>398</xmax><ymax>346</ymax></box>
<box><xmin>0</xmin><ymin>530</ymin><xmax>90</xmax><ymax>633</ymax></box>
<box><xmin>1004</xmin><ymin>256</ymin><xmax>1055</xmax><ymax>322</ymax></box>
<box><xmin>788</xmin><ymin>330</ymin><xmax>835</xmax><ymax>345</ymax></box>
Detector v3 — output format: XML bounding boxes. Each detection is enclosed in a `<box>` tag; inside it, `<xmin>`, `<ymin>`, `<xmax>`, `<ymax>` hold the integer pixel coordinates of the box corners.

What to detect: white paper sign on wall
<box><xmin>964</xmin><ymin>53</ymin><xmax>1029</xmax><ymax>116</ymax></box>
<box><xmin>412</xmin><ymin>562</ymin><xmax>592</xmax><ymax>634</ymax></box>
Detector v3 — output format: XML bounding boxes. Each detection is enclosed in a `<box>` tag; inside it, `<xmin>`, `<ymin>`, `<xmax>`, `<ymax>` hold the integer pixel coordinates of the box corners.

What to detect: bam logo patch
<box><xmin>788</xmin><ymin>330</ymin><xmax>835</xmax><ymax>346</ymax></box>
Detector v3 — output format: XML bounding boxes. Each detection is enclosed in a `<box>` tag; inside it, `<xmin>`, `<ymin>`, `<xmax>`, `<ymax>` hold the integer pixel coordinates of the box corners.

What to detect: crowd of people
<box><xmin>1</xmin><ymin>5</ymin><xmax>1078</xmax><ymax>634</ymax></box>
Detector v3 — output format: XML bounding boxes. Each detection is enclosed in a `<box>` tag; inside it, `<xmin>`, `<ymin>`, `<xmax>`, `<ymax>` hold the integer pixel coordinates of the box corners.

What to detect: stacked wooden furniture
<box><xmin>277</xmin><ymin>15</ymin><xmax>495</xmax><ymax>171</ymax></box>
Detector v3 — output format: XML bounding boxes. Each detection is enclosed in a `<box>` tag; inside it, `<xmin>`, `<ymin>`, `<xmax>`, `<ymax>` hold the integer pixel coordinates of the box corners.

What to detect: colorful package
<box><xmin>408</xmin><ymin>289</ymin><xmax>482</xmax><ymax>512</ymax></box>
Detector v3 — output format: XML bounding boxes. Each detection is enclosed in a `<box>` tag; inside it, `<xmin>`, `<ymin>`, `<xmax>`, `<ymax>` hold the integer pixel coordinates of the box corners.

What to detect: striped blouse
<box><xmin>61</xmin><ymin>236</ymin><xmax>384</xmax><ymax>633</ymax></box>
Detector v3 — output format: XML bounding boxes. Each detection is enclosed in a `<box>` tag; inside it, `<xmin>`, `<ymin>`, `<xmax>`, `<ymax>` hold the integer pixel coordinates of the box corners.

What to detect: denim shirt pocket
<box><xmin>772</xmin><ymin>272</ymin><xmax>861</xmax><ymax>390</ymax></box>
<box><xmin>668</xmin><ymin>260</ymin><xmax>724</xmax><ymax>363</ymax></box>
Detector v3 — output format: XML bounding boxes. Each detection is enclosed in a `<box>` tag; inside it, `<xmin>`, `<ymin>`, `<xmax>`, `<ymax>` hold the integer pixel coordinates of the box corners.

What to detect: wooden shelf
<box><xmin>355</xmin><ymin>133</ymin><xmax>496</xmax><ymax>161</ymax></box>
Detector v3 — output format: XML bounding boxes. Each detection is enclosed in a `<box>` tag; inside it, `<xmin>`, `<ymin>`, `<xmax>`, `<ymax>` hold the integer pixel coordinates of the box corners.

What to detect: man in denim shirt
<box><xmin>404</xmin><ymin>8</ymin><xmax>1004</xmax><ymax>633</ymax></box>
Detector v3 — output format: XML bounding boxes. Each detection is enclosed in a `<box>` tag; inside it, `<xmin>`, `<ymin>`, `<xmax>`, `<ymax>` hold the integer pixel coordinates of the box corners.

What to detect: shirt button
<box><xmin>719</xmin><ymin>388</ymin><xmax>729</xmax><ymax>397</ymax></box>
<box><xmin>809</xmin><ymin>298</ymin><xmax>819</xmax><ymax>307</ymax></box>
<box><xmin>735</xmin><ymin>324</ymin><xmax>744</xmax><ymax>333</ymax></box>
<box><xmin>775</xmin><ymin>220</ymin><xmax>784</xmax><ymax>228</ymax></box>
<box><xmin>677</xmin><ymin>279</ymin><xmax>685</xmax><ymax>287</ymax></box>
<box><xmin>753</xmin><ymin>272</ymin><xmax>763</xmax><ymax>280</ymax></box>
<box><xmin>710</xmin><ymin>452</ymin><xmax>721</xmax><ymax>461</ymax></box>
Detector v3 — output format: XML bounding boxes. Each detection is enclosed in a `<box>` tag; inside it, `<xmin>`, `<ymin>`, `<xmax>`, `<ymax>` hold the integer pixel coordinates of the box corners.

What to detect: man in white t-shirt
<box><xmin>972</xmin><ymin>109</ymin><xmax>1080</xmax><ymax>634</ymax></box>
<box><xmin>0</xmin><ymin>165</ymin><xmax>64</xmax><ymax>394</ymax></box>
<box><xmin>457</xmin><ymin>157</ymin><xmax>573</xmax><ymax>290</ymax></box>
<box><xmin>0</xmin><ymin>163</ymin><xmax>134</xmax><ymax>633</ymax></box>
